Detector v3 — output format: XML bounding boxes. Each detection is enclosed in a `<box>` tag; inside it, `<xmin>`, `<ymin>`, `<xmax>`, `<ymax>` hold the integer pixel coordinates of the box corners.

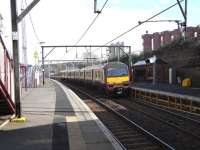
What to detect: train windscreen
<box><xmin>107</xmin><ymin>68</ymin><xmax>128</xmax><ymax>77</ymax></box>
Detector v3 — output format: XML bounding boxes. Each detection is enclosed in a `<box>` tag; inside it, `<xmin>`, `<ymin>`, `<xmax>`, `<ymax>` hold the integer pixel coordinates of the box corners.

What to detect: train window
<box><xmin>98</xmin><ymin>71</ymin><xmax>101</xmax><ymax>79</ymax></box>
<box><xmin>107</xmin><ymin>68</ymin><xmax>128</xmax><ymax>77</ymax></box>
<box><xmin>86</xmin><ymin>71</ymin><xmax>91</xmax><ymax>78</ymax></box>
<box><xmin>95</xmin><ymin>71</ymin><xmax>97</xmax><ymax>78</ymax></box>
<box><xmin>97</xmin><ymin>71</ymin><xmax>99</xmax><ymax>79</ymax></box>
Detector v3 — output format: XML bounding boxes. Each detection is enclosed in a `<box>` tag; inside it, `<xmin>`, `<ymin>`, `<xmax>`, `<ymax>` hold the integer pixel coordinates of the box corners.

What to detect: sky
<box><xmin>0</xmin><ymin>0</ymin><xmax>199</xmax><ymax>64</ymax></box>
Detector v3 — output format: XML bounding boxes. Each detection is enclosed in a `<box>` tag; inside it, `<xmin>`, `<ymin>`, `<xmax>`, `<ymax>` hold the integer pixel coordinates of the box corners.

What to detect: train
<box><xmin>53</xmin><ymin>62</ymin><xmax>130</xmax><ymax>95</ymax></box>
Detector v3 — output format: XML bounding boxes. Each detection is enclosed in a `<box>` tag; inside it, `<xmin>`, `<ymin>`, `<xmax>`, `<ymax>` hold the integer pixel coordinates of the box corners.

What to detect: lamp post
<box><xmin>39</xmin><ymin>42</ymin><xmax>45</xmax><ymax>85</ymax></box>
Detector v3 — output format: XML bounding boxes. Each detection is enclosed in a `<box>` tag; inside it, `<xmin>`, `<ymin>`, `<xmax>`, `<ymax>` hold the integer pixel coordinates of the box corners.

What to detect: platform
<box><xmin>0</xmin><ymin>79</ymin><xmax>122</xmax><ymax>150</ymax></box>
<box><xmin>130</xmin><ymin>82</ymin><xmax>200</xmax><ymax>114</ymax></box>
<box><xmin>131</xmin><ymin>82</ymin><xmax>200</xmax><ymax>97</ymax></box>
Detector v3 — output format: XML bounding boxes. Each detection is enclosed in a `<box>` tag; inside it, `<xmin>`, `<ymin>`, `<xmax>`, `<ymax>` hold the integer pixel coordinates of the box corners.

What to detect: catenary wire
<box><xmin>24</xmin><ymin>0</ymin><xmax>41</xmax><ymax>43</ymax></box>
<box><xmin>60</xmin><ymin>0</ymin><xmax>109</xmax><ymax>60</ymax></box>
<box><xmin>92</xmin><ymin>0</ymin><xmax>183</xmax><ymax>53</ymax></box>
<box><xmin>74</xmin><ymin>0</ymin><xmax>109</xmax><ymax>46</ymax></box>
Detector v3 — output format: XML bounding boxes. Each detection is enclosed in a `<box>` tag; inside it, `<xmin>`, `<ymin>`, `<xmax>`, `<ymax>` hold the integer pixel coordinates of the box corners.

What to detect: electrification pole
<box><xmin>94</xmin><ymin>0</ymin><xmax>101</xmax><ymax>13</ymax></box>
<box><xmin>11</xmin><ymin>0</ymin><xmax>21</xmax><ymax>118</ymax></box>
<box><xmin>21</xmin><ymin>2</ymin><xmax>28</xmax><ymax>91</ymax></box>
<box><xmin>185</xmin><ymin>0</ymin><xmax>187</xmax><ymax>33</ymax></box>
<box><xmin>10</xmin><ymin>0</ymin><xmax>40</xmax><ymax>118</ymax></box>
<box><xmin>176</xmin><ymin>0</ymin><xmax>187</xmax><ymax>37</ymax></box>
<box><xmin>42</xmin><ymin>46</ymin><xmax>45</xmax><ymax>85</ymax></box>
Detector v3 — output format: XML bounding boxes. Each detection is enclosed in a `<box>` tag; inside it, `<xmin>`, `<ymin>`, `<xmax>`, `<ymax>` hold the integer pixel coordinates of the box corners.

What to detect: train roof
<box><xmin>83</xmin><ymin>62</ymin><xmax>127</xmax><ymax>70</ymax></box>
<box><xmin>58</xmin><ymin>62</ymin><xmax>128</xmax><ymax>74</ymax></box>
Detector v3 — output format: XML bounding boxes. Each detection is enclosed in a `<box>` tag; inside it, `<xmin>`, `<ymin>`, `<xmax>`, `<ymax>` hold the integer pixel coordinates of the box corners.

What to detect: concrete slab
<box><xmin>0</xmin><ymin>79</ymin><xmax>69</xmax><ymax>150</ymax></box>
<box><xmin>54</xmin><ymin>80</ymin><xmax>123</xmax><ymax>150</ymax></box>
<box><xmin>131</xmin><ymin>82</ymin><xmax>200</xmax><ymax>98</ymax></box>
<box><xmin>0</xmin><ymin>79</ymin><xmax>122</xmax><ymax>150</ymax></box>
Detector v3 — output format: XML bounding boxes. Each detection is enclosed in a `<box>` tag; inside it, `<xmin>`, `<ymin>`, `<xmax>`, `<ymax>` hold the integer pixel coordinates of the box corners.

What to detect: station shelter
<box><xmin>132</xmin><ymin>56</ymin><xmax>170</xmax><ymax>84</ymax></box>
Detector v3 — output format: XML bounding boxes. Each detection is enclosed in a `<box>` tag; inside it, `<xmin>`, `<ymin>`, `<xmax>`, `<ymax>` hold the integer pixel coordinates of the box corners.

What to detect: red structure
<box><xmin>0</xmin><ymin>34</ymin><xmax>15</xmax><ymax>115</ymax></box>
<box><xmin>142</xmin><ymin>26</ymin><xmax>200</xmax><ymax>52</ymax></box>
<box><xmin>186</xmin><ymin>27</ymin><xmax>196</xmax><ymax>38</ymax></box>
<box><xmin>171</xmin><ymin>29</ymin><xmax>182</xmax><ymax>40</ymax></box>
<box><xmin>142</xmin><ymin>34</ymin><xmax>152</xmax><ymax>52</ymax></box>
<box><xmin>161</xmin><ymin>31</ymin><xmax>171</xmax><ymax>46</ymax></box>
<box><xmin>152</xmin><ymin>32</ymin><xmax>161</xmax><ymax>50</ymax></box>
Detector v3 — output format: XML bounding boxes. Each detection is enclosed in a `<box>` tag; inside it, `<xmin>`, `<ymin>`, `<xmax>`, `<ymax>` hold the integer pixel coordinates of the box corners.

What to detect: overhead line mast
<box><xmin>94</xmin><ymin>0</ymin><xmax>101</xmax><ymax>14</ymax></box>
<box><xmin>10</xmin><ymin>0</ymin><xmax>40</xmax><ymax>119</ymax></box>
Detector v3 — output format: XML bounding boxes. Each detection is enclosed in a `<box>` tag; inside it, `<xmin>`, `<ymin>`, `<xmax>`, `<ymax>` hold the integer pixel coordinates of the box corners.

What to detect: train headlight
<box><xmin>108</xmin><ymin>84</ymin><xmax>114</xmax><ymax>88</ymax></box>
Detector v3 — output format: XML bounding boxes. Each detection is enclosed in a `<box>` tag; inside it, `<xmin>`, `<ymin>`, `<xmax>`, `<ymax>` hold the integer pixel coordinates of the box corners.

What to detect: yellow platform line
<box><xmin>11</xmin><ymin>116</ymin><xmax>27</xmax><ymax>123</ymax></box>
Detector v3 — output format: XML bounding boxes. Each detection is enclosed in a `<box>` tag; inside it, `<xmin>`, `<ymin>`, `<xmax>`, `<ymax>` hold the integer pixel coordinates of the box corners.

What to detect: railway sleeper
<box><xmin>124</xmin><ymin>142</ymin><xmax>156</xmax><ymax>149</ymax></box>
<box><xmin>131</xmin><ymin>145</ymin><xmax>161</xmax><ymax>150</ymax></box>
<box><xmin>103</xmin><ymin>120</ymin><xmax>123</xmax><ymax>124</ymax></box>
<box><xmin>115</xmin><ymin>132</ymin><xmax>143</xmax><ymax>138</ymax></box>
<box><xmin>111</xmin><ymin>128</ymin><xmax>137</xmax><ymax>134</ymax></box>
<box><xmin>119</xmin><ymin>137</ymin><xmax>148</xmax><ymax>144</ymax></box>
<box><xmin>119</xmin><ymin>135</ymin><xmax>144</xmax><ymax>140</ymax></box>
<box><xmin>106</xmin><ymin>124</ymin><xmax>129</xmax><ymax>129</ymax></box>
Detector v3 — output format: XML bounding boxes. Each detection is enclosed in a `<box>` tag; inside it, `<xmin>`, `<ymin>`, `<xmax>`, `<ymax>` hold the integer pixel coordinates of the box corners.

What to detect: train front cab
<box><xmin>105</xmin><ymin>63</ymin><xmax>130</xmax><ymax>95</ymax></box>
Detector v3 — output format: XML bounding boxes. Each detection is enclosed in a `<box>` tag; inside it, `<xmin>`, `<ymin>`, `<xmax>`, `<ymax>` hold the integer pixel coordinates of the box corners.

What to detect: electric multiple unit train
<box><xmin>53</xmin><ymin>62</ymin><xmax>130</xmax><ymax>95</ymax></box>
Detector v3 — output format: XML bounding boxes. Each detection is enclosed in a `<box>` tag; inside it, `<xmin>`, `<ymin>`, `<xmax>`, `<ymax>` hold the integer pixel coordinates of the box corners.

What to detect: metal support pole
<box><xmin>10</xmin><ymin>0</ymin><xmax>21</xmax><ymax>117</ymax></box>
<box><xmin>48</xmin><ymin>61</ymin><xmax>50</xmax><ymax>78</ymax></box>
<box><xmin>94</xmin><ymin>0</ymin><xmax>97</xmax><ymax>13</ymax></box>
<box><xmin>42</xmin><ymin>46</ymin><xmax>45</xmax><ymax>85</ymax></box>
<box><xmin>153</xmin><ymin>57</ymin><xmax>157</xmax><ymax>85</ymax></box>
<box><xmin>185</xmin><ymin>0</ymin><xmax>187</xmax><ymax>33</ymax></box>
<box><xmin>128</xmin><ymin>46</ymin><xmax>132</xmax><ymax>82</ymax></box>
<box><xmin>176</xmin><ymin>0</ymin><xmax>187</xmax><ymax>38</ymax></box>
<box><xmin>25</xmin><ymin>66</ymin><xmax>27</xmax><ymax>91</ymax></box>
<box><xmin>117</xmin><ymin>47</ymin><xmax>120</xmax><ymax>62</ymax></box>
<box><xmin>129</xmin><ymin>46</ymin><xmax>132</xmax><ymax>67</ymax></box>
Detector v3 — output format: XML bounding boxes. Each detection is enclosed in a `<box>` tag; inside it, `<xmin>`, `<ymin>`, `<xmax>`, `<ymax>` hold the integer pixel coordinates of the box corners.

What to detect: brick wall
<box><xmin>152</xmin><ymin>32</ymin><xmax>161</xmax><ymax>50</ymax></box>
<box><xmin>161</xmin><ymin>31</ymin><xmax>171</xmax><ymax>45</ymax></box>
<box><xmin>186</xmin><ymin>27</ymin><xmax>196</xmax><ymax>38</ymax></box>
<box><xmin>142</xmin><ymin>34</ymin><xmax>152</xmax><ymax>52</ymax></box>
<box><xmin>142</xmin><ymin>26</ymin><xmax>200</xmax><ymax>51</ymax></box>
<box><xmin>171</xmin><ymin>29</ymin><xmax>182</xmax><ymax>40</ymax></box>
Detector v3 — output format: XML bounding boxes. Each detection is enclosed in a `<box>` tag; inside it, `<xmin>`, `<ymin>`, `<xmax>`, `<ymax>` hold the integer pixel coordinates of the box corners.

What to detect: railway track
<box><xmin>134</xmin><ymin>99</ymin><xmax>200</xmax><ymax>123</ymax></box>
<box><xmin>111</xmin><ymin>98</ymin><xmax>200</xmax><ymax>140</ymax></box>
<box><xmin>65</xmin><ymin>83</ymin><xmax>174</xmax><ymax>150</ymax></box>
<box><xmin>63</xmin><ymin>81</ymin><xmax>200</xmax><ymax>150</ymax></box>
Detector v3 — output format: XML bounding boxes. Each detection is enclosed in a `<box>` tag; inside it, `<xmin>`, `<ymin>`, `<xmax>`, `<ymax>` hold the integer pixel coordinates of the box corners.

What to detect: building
<box><xmin>142</xmin><ymin>26</ymin><xmax>200</xmax><ymax>53</ymax></box>
<box><xmin>152</xmin><ymin>32</ymin><xmax>161</xmax><ymax>50</ymax></box>
<box><xmin>133</xmin><ymin>56</ymin><xmax>170</xmax><ymax>84</ymax></box>
<box><xmin>108</xmin><ymin>42</ymin><xmax>125</xmax><ymax>59</ymax></box>
<box><xmin>142</xmin><ymin>33</ymin><xmax>152</xmax><ymax>53</ymax></box>
<box><xmin>161</xmin><ymin>31</ymin><xmax>171</xmax><ymax>46</ymax></box>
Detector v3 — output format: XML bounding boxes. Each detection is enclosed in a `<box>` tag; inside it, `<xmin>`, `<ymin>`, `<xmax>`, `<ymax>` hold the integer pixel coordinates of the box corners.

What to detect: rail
<box><xmin>68</xmin><ymin>84</ymin><xmax>175</xmax><ymax>150</ymax></box>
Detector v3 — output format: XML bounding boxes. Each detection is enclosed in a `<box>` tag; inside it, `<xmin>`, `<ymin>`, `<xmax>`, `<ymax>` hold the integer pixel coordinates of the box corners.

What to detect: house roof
<box><xmin>133</xmin><ymin>56</ymin><xmax>156</xmax><ymax>66</ymax></box>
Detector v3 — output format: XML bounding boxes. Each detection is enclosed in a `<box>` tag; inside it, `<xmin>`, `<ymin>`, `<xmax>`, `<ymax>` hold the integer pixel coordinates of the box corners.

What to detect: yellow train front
<box><xmin>104</xmin><ymin>62</ymin><xmax>130</xmax><ymax>95</ymax></box>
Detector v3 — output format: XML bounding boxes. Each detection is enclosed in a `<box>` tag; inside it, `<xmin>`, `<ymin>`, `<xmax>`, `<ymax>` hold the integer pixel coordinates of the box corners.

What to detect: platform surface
<box><xmin>0</xmin><ymin>79</ymin><xmax>121</xmax><ymax>150</ymax></box>
<box><xmin>130</xmin><ymin>82</ymin><xmax>200</xmax><ymax>98</ymax></box>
